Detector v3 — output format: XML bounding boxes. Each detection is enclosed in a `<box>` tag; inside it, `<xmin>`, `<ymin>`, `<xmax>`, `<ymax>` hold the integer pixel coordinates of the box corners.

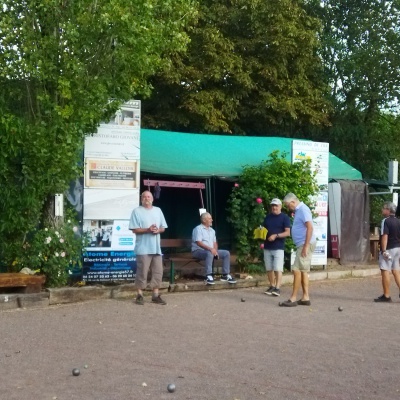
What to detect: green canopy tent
<box><xmin>141</xmin><ymin>129</ymin><xmax>362</xmax><ymax>180</ymax></box>
<box><xmin>140</xmin><ymin>129</ymin><xmax>362</xmax><ymax>245</ymax></box>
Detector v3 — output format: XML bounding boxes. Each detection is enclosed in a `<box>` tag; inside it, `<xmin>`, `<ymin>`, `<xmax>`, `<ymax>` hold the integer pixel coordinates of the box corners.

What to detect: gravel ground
<box><xmin>1</xmin><ymin>275</ymin><xmax>400</xmax><ymax>400</ymax></box>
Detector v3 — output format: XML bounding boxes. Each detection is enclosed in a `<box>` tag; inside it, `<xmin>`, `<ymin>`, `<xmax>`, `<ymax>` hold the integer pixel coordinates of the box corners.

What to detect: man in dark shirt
<box><xmin>374</xmin><ymin>201</ymin><xmax>400</xmax><ymax>302</ymax></box>
<box><xmin>263</xmin><ymin>198</ymin><xmax>291</xmax><ymax>297</ymax></box>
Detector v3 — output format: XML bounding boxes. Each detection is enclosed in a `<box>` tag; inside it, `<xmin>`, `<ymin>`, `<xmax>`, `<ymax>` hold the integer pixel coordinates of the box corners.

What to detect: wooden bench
<box><xmin>0</xmin><ymin>273</ymin><xmax>46</xmax><ymax>293</ymax></box>
<box><xmin>161</xmin><ymin>239</ymin><xmax>216</xmax><ymax>284</ymax></box>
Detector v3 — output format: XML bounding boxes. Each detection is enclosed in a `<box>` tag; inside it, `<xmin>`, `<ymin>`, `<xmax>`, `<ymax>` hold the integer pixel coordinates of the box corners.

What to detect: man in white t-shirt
<box><xmin>129</xmin><ymin>191</ymin><xmax>168</xmax><ymax>305</ymax></box>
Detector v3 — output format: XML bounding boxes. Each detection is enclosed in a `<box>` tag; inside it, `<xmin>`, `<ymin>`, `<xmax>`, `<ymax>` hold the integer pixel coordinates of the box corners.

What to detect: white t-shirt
<box><xmin>129</xmin><ymin>206</ymin><xmax>167</xmax><ymax>255</ymax></box>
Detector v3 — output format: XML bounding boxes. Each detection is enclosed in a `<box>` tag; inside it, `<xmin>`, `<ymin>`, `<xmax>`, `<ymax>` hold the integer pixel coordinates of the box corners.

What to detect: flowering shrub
<box><xmin>15</xmin><ymin>217</ymin><xmax>87</xmax><ymax>287</ymax></box>
<box><xmin>227</xmin><ymin>151</ymin><xmax>318</xmax><ymax>271</ymax></box>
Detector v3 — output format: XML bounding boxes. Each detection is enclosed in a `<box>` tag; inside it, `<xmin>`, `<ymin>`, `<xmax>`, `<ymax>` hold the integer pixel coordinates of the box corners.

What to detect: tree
<box><xmin>141</xmin><ymin>0</ymin><xmax>331</xmax><ymax>135</ymax></box>
<box><xmin>0</xmin><ymin>0</ymin><xmax>197</xmax><ymax>275</ymax></box>
<box><xmin>227</xmin><ymin>151</ymin><xmax>318</xmax><ymax>271</ymax></box>
<box><xmin>303</xmin><ymin>0</ymin><xmax>400</xmax><ymax>179</ymax></box>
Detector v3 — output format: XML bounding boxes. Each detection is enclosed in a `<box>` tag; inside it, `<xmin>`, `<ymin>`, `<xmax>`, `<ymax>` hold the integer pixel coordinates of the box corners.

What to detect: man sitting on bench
<box><xmin>191</xmin><ymin>212</ymin><xmax>237</xmax><ymax>285</ymax></box>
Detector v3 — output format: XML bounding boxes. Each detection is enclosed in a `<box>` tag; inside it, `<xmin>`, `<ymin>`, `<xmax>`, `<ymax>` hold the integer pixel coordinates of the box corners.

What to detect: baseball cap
<box><xmin>270</xmin><ymin>198</ymin><xmax>282</xmax><ymax>206</ymax></box>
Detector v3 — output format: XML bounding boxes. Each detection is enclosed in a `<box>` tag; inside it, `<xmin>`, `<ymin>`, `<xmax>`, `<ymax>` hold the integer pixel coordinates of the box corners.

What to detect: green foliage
<box><xmin>13</xmin><ymin>210</ymin><xmax>89</xmax><ymax>287</ymax></box>
<box><xmin>141</xmin><ymin>0</ymin><xmax>330</xmax><ymax>134</ymax></box>
<box><xmin>369</xmin><ymin>194</ymin><xmax>393</xmax><ymax>229</ymax></box>
<box><xmin>245</xmin><ymin>263</ymin><xmax>265</xmax><ymax>276</ymax></box>
<box><xmin>227</xmin><ymin>151</ymin><xmax>318</xmax><ymax>270</ymax></box>
<box><xmin>303</xmin><ymin>0</ymin><xmax>400</xmax><ymax>179</ymax></box>
<box><xmin>0</xmin><ymin>0</ymin><xmax>197</xmax><ymax>270</ymax></box>
<box><xmin>308</xmin><ymin>0</ymin><xmax>400</xmax><ymax>114</ymax></box>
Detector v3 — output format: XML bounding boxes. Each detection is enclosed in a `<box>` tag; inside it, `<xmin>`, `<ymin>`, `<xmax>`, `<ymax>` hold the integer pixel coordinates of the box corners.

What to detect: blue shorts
<box><xmin>263</xmin><ymin>249</ymin><xmax>285</xmax><ymax>272</ymax></box>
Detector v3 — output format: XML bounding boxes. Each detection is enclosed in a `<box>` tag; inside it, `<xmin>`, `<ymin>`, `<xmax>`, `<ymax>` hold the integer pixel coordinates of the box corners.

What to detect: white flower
<box><xmin>55</xmin><ymin>231</ymin><xmax>60</xmax><ymax>237</ymax></box>
<box><xmin>55</xmin><ymin>252</ymin><xmax>59</xmax><ymax>257</ymax></box>
<box><xmin>68</xmin><ymin>220</ymin><xmax>71</xmax><ymax>223</ymax></box>
<box><xmin>73</xmin><ymin>226</ymin><xmax>78</xmax><ymax>232</ymax></box>
<box><xmin>45</xmin><ymin>237</ymin><xmax>52</xmax><ymax>244</ymax></box>
<box><xmin>59</xmin><ymin>238</ymin><xmax>64</xmax><ymax>243</ymax></box>
<box><xmin>44</xmin><ymin>228</ymin><xmax>48</xmax><ymax>231</ymax></box>
<box><xmin>61</xmin><ymin>252</ymin><xmax>66</xmax><ymax>257</ymax></box>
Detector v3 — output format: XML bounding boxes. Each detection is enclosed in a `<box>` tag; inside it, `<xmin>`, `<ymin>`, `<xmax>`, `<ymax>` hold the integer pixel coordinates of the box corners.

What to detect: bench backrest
<box><xmin>161</xmin><ymin>239</ymin><xmax>192</xmax><ymax>248</ymax></box>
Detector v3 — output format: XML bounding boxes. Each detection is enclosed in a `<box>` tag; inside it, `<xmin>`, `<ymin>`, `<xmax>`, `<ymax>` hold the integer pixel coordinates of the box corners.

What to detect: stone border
<box><xmin>0</xmin><ymin>268</ymin><xmax>380</xmax><ymax>310</ymax></box>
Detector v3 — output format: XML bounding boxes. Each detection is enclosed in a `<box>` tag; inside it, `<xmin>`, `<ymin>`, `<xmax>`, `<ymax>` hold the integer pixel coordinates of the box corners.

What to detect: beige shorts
<box><xmin>134</xmin><ymin>254</ymin><xmax>163</xmax><ymax>289</ymax></box>
<box><xmin>292</xmin><ymin>242</ymin><xmax>317</xmax><ymax>272</ymax></box>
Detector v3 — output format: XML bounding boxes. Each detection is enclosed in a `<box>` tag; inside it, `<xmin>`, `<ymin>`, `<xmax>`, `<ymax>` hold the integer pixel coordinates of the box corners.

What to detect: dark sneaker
<box><xmin>374</xmin><ymin>294</ymin><xmax>392</xmax><ymax>303</ymax></box>
<box><xmin>279</xmin><ymin>299</ymin><xmax>297</xmax><ymax>307</ymax></box>
<box><xmin>220</xmin><ymin>274</ymin><xmax>237</xmax><ymax>284</ymax></box>
<box><xmin>152</xmin><ymin>295</ymin><xmax>167</xmax><ymax>305</ymax></box>
<box><xmin>205</xmin><ymin>275</ymin><xmax>215</xmax><ymax>285</ymax></box>
<box><xmin>135</xmin><ymin>295</ymin><xmax>144</xmax><ymax>305</ymax></box>
<box><xmin>264</xmin><ymin>286</ymin><xmax>274</xmax><ymax>295</ymax></box>
<box><xmin>272</xmin><ymin>288</ymin><xmax>281</xmax><ymax>297</ymax></box>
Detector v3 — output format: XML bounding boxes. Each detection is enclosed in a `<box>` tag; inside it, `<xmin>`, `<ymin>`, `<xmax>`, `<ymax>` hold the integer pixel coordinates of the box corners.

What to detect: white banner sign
<box><xmin>292</xmin><ymin>140</ymin><xmax>329</xmax><ymax>266</ymax></box>
<box><xmin>82</xmin><ymin>100</ymin><xmax>140</xmax><ymax>281</ymax></box>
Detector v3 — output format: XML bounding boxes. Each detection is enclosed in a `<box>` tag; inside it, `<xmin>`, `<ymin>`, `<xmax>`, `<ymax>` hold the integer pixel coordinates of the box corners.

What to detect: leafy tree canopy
<box><xmin>303</xmin><ymin>0</ymin><xmax>400</xmax><ymax>179</ymax></box>
<box><xmin>308</xmin><ymin>0</ymin><xmax>400</xmax><ymax>114</ymax></box>
<box><xmin>141</xmin><ymin>0</ymin><xmax>331</xmax><ymax>135</ymax></box>
<box><xmin>0</xmin><ymin>0</ymin><xmax>197</xmax><ymax>269</ymax></box>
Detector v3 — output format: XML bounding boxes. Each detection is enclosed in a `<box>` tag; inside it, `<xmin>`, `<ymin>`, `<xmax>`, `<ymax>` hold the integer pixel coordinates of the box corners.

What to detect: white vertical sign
<box><xmin>82</xmin><ymin>100</ymin><xmax>140</xmax><ymax>281</ymax></box>
<box><xmin>292</xmin><ymin>140</ymin><xmax>329</xmax><ymax>266</ymax></box>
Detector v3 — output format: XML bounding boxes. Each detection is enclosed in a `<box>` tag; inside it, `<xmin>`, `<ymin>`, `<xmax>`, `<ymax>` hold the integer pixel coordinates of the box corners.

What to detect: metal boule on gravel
<box><xmin>72</xmin><ymin>368</ymin><xmax>80</xmax><ymax>376</ymax></box>
<box><xmin>338</xmin><ymin>306</ymin><xmax>343</xmax><ymax>311</ymax></box>
<box><xmin>241</xmin><ymin>298</ymin><xmax>245</xmax><ymax>302</ymax></box>
<box><xmin>167</xmin><ymin>383</ymin><xmax>176</xmax><ymax>393</ymax></box>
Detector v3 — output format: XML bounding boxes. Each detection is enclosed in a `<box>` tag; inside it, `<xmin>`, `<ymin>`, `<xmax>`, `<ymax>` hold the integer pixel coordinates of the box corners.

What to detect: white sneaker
<box><xmin>205</xmin><ymin>275</ymin><xmax>215</xmax><ymax>285</ymax></box>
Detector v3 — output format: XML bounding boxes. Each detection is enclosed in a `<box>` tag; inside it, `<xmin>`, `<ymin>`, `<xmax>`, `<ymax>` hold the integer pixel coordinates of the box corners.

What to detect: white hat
<box><xmin>270</xmin><ymin>198</ymin><xmax>282</xmax><ymax>205</ymax></box>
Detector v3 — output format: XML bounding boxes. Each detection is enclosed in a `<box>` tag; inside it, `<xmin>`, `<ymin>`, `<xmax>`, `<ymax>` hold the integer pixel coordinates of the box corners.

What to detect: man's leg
<box><xmin>149</xmin><ymin>255</ymin><xmax>163</xmax><ymax>294</ymax></box>
<box><xmin>390</xmin><ymin>248</ymin><xmax>400</xmax><ymax>294</ymax></box>
<box><xmin>268</xmin><ymin>271</ymin><xmax>275</xmax><ymax>287</ymax></box>
<box><xmin>288</xmin><ymin>246</ymin><xmax>303</xmax><ymax>302</ymax></box>
<box><xmin>149</xmin><ymin>255</ymin><xmax>166</xmax><ymax>305</ymax></box>
<box><xmin>392</xmin><ymin>269</ymin><xmax>400</xmax><ymax>291</ymax></box>
<box><xmin>274</xmin><ymin>271</ymin><xmax>282</xmax><ymax>289</ymax></box>
<box><xmin>289</xmin><ymin>270</ymin><xmax>301</xmax><ymax>302</ymax></box>
<box><xmin>218</xmin><ymin>249</ymin><xmax>231</xmax><ymax>275</ymax></box>
<box><xmin>192</xmin><ymin>249</ymin><xmax>214</xmax><ymax>275</ymax></box>
<box><xmin>381</xmin><ymin>269</ymin><xmax>391</xmax><ymax>297</ymax></box>
<box><xmin>298</xmin><ymin>243</ymin><xmax>314</xmax><ymax>301</ymax></box>
<box><xmin>274</xmin><ymin>250</ymin><xmax>284</xmax><ymax>289</ymax></box>
<box><xmin>300</xmin><ymin>271</ymin><xmax>310</xmax><ymax>301</ymax></box>
<box><xmin>134</xmin><ymin>255</ymin><xmax>151</xmax><ymax>303</ymax></box>
<box><xmin>263</xmin><ymin>250</ymin><xmax>275</xmax><ymax>290</ymax></box>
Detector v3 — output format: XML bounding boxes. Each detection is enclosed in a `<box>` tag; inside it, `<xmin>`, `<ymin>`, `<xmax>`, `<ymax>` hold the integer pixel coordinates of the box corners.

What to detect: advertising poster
<box><xmin>85</xmin><ymin>159</ymin><xmax>138</xmax><ymax>189</ymax></box>
<box><xmin>292</xmin><ymin>140</ymin><xmax>329</xmax><ymax>266</ymax></box>
<box><xmin>82</xmin><ymin>100</ymin><xmax>140</xmax><ymax>281</ymax></box>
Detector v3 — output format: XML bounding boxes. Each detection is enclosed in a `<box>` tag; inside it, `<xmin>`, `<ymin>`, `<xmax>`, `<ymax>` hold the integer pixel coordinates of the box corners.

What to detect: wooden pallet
<box><xmin>0</xmin><ymin>273</ymin><xmax>46</xmax><ymax>293</ymax></box>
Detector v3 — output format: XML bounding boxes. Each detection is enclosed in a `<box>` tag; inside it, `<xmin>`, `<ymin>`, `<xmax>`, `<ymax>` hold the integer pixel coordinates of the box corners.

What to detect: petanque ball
<box><xmin>338</xmin><ymin>306</ymin><xmax>343</xmax><ymax>312</ymax></box>
<box><xmin>72</xmin><ymin>368</ymin><xmax>80</xmax><ymax>376</ymax></box>
<box><xmin>241</xmin><ymin>298</ymin><xmax>246</xmax><ymax>302</ymax></box>
<box><xmin>167</xmin><ymin>383</ymin><xmax>176</xmax><ymax>393</ymax></box>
